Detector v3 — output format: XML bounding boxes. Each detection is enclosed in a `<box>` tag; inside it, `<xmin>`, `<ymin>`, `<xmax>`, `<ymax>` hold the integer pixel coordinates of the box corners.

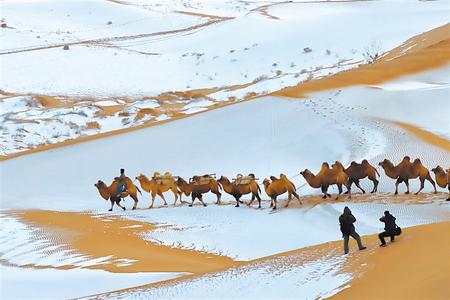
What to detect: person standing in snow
<box><xmin>378</xmin><ymin>210</ymin><xmax>400</xmax><ymax>247</ymax></box>
<box><xmin>339</xmin><ymin>206</ymin><xmax>367</xmax><ymax>254</ymax></box>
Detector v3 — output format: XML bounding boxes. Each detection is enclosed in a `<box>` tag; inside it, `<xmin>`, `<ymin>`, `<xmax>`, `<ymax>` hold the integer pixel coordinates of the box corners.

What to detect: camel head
<box><xmin>135</xmin><ymin>173</ymin><xmax>148</xmax><ymax>182</ymax></box>
<box><xmin>94</xmin><ymin>180</ymin><xmax>109</xmax><ymax>201</ymax></box>
<box><xmin>300</xmin><ymin>169</ymin><xmax>312</xmax><ymax>178</ymax></box>
<box><xmin>431</xmin><ymin>165</ymin><xmax>443</xmax><ymax>174</ymax></box>
<box><xmin>378</xmin><ymin>159</ymin><xmax>393</xmax><ymax>168</ymax></box>
<box><xmin>321</xmin><ymin>162</ymin><xmax>330</xmax><ymax>169</ymax></box>
<box><xmin>332</xmin><ymin>161</ymin><xmax>344</xmax><ymax>171</ymax></box>
<box><xmin>217</xmin><ymin>176</ymin><xmax>229</xmax><ymax>184</ymax></box>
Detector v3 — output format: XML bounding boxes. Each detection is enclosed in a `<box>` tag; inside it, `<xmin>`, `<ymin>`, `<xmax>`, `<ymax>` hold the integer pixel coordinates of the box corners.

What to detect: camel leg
<box><xmin>109</xmin><ymin>199</ymin><xmax>115</xmax><ymax>211</ymax></box>
<box><xmin>213</xmin><ymin>190</ymin><xmax>222</xmax><ymax>205</ymax></box>
<box><xmin>321</xmin><ymin>185</ymin><xmax>328</xmax><ymax>199</ymax></box>
<box><xmin>415</xmin><ymin>178</ymin><xmax>425</xmax><ymax>195</ymax></box>
<box><xmin>171</xmin><ymin>187</ymin><xmax>179</xmax><ymax>206</ymax></box>
<box><xmin>150</xmin><ymin>191</ymin><xmax>156</xmax><ymax>208</ymax></box>
<box><xmin>116</xmin><ymin>201</ymin><xmax>126</xmax><ymax>211</ymax></box>
<box><xmin>248</xmin><ymin>195</ymin><xmax>255</xmax><ymax>206</ymax></box>
<box><xmin>285</xmin><ymin>193</ymin><xmax>293</xmax><ymax>208</ymax></box>
<box><xmin>157</xmin><ymin>191</ymin><xmax>168</xmax><ymax>206</ymax></box>
<box><xmin>255</xmin><ymin>193</ymin><xmax>262</xmax><ymax>208</ymax></box>
<box><xmin>370</xmin><ymin>176</ymin><xmax>379</xmax><ymax>193</ymax></box>
<box><xmin>292</xmin><ymin>191</ymin><xmax>302</xmax><ymax>205</ymax></box>
<box><xmin>426</xmin><ymin>173</ymin><xmax>437</xmax><ymax>194</ymax></box>
<box><xmin>130</xmin><ymin>194</ymin><xmax>138</xmax><ymax>210</ymax></box>
<box><xmin>344</xmin><ymin>180</ymin><xmax>353</xmax><ymax>194</ymax></box>
<box><xmin>235</xmin><ymin>195</ymin><xmax>241</xmax><ymax>207</ymax></box>
<box><xmin>335</xmin><ymin>184</ymin><xmax>343</xmax><ymax>200</ymax></box>
<box><xmin>405</xmin><ymin>179</ymin><xmax>410</xmax><ymax>194</ymax></box>
<box><xmin>354</xmin><ymin>180</ymin><xmax>365</xmax><ymax>194</ymax></box>
<box><xmin>447</xmin><ymin>185</ymin><xmax>450</xmax><ymax>201</ymax></box>
<box><xmin>272</xmin><ymin>196</ymin><xmax>278</xmax><ymax>210</ymax></box>
<box><xmin>394</xmin><ymin>178</ymin><xmax>402</xmax><ymax>195</ymax></box>
<box><xmin>189</xmin><ymin>193</ymin><xmax>197</xmax><ymax>207</ymax></box>
<box><xmin>199</xmin><ymin>194</ymin><xmax>207</xmax><ymax>207</ymax></box>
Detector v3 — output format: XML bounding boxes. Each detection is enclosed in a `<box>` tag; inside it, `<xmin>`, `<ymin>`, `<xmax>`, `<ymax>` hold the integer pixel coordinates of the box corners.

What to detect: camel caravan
<box><xmin>94</xmin><ymin>156</ymin><xmax>449</xmax><ymax>211</ymax></box>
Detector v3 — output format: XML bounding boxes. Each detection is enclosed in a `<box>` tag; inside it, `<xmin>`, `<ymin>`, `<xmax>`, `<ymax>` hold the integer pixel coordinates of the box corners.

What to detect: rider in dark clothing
<box><xmin>117</xmin><ymin>168</ymin><xmax>127</xmax><ymax>196</ymax></box>
<box><xmin>339</xmin><ymin>206</ymin><xmax>367</xmax><ymax>254</ymax></box>
<box><xmin>379</xmin><ymin>210</ymin><xmax>397</xmax><ymax>246</ymax></box>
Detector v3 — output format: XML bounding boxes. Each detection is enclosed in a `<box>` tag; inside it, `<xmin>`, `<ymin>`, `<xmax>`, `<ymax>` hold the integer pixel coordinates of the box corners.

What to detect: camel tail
<box><xmin>136</xmin><ymin>186</ymin><xmax>142</xmax><ymax>195</ymax></box>
<box><xmin>375</xmin><ymin>168</ymin><xmax>380</xmax><ymax>177</ymax></box>
<box><xmin>257</xmin><ymin>184</ymin><xmax>261</xmax><ymax>193</ymax></box>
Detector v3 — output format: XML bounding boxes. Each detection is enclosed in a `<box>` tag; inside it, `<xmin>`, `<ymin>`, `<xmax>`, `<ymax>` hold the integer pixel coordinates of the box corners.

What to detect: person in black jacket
<box><xmin>339</xmin><ymin>206</ymin><xmax>367</xmax><ymax>254</ymax></box>
<box><xmin>378</xmin><ymin>210</ymin><xmax>398</xmax><ymax>247</ymax></box>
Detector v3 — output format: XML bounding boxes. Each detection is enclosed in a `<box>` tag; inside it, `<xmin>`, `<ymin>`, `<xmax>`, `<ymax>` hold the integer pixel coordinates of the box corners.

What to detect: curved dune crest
<box><xmin>273</xmin><ymin>24</ymin><xmax>450</xmax><ymax>98</ymax></box>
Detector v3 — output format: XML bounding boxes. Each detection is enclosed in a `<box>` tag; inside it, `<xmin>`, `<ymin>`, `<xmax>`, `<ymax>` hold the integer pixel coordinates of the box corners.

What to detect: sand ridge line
<box><xmin>12</xmin><ymin>210</ymin><xmax>240</xmax><ymax>274</ymax></box>
<box><xmin>273</xmin><ymin>24</ymin><xmax>450</xmax><ymax>98</ymax></box>
<box><xmin>0</xmin><ymin>16</ymin><xmax>233</xmax><ymax>56</ymax></box>
<box><xmin>392</xmin><ymin>120</ymin><xmax>450</xmax><ymax>152</ymax></box>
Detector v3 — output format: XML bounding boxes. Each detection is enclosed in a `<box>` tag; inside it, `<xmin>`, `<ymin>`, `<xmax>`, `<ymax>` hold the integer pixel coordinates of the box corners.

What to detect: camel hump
<box><xmin>270</xmin><ymin>176</ymin><xmax>279</xmax><ymax>181</ymax></box>
<box><xmin>351</xmin><ymin>161</ymin><xmax>358</xmax><ymax>166</ymax></box>
<box><xmin>164</xmin><ymin>171</ymin><xmax>172</xmax><ymax>177</ymax></box>
<box><xmin>413</xmin><ymin>158</ymin><xmax>422</xmax><ymax>164</ymax></box>
<box><xmin>153</xmin><ymin>172</ymin><xmax>161</xmax><ymax>178</ymax></box>
<box><xmin>322</xmin><ymin>162</ymin><xmax>330</xmax><ymax>168</ymax></box>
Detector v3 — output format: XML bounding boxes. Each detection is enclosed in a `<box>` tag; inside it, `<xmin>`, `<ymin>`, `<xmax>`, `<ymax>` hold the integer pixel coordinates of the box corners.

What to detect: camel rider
<box><xmin>117</xmin><ymin>168</ymin><xmax>127</xmax><ymax>197</ymax></box>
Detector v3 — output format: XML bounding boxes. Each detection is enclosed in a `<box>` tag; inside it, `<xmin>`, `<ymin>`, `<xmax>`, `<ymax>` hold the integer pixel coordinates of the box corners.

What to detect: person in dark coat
<box><xmin>378</xmin><ymin>210</ymin><xmax>398</xmax><ymax>246</ymax></box>
<box><xmin>117</xmin><ymin>168</ymin><xmax>127</xmax><ymax>196</ymax></box>
<box><xmin>339</xmin><ymin>206</ymin><xmax>367</xmax><ymax>254</ymax></box>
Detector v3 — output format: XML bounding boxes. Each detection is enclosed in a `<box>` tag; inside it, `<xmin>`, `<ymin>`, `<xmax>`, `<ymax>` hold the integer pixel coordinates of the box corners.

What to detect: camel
<box><xmin>94</xmin><ymin>177</ymin><xmax>141</xmax><ymax>211</ymax></box>
<box><xmin>176</xmin><ymin>175</ymin><xmax>222</xmax><ymax>207</ymax></box>
<box><xmin>332</xmin><ymin>160</ymin><xmax>379</xmax><ymax>194</ymax></box>
<box><xmin>262</xmin><ymin>174</ymin><xmax>301</xmax><ymax>210</ymax></box>
<box><xmin>217</xmin><ymin>174</ymin><xmax>262</xmax><ymax>208</ymax></box>
<box><xmin>431</xmin><ymin>166</ymin><xmax>450</xmax><ymax>200</ymax></box>
<box><xmin>300</xmin><ymin>162</ymin><xmax>350</xmax><ymax>199</ymax></box>
<box><xmin>378</xmin><ymin>156</ymin><xmax>437</xmax><ymax>195</ymax></box>
<box><xmin>135</xmin><ymin>173</ymin><xmax>181</xmax><ymax>208</ymax></box>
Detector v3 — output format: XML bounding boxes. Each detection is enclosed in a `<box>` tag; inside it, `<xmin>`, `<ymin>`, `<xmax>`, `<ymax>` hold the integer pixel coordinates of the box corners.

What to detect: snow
<box><xmin>95</xmin><ymin>254</ymin><xmax>351</xmax><ymax>299</ymax></box>
<box><xmin>125</xmin><ymin>200</ymin><xmax>448</xmax><ymax>260</ymax></box>
<box><xmin>1</xmin><ymin>0</ymin><xmax>448</xmax><ymax>96</ymax></box>
<box><xmin>0</xmin><ymin>265</ymin><xmax>185</xmax><ymax>299</ymax></box>
<box><xmin>371</xmin><ymin>81</ymin><xmax>447</xmax><ymax>91</ymax></box>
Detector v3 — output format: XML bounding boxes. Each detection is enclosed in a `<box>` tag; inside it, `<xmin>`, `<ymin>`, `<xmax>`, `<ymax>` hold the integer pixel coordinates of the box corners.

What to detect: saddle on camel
<box><xmin>233</xmin><ymin>173</ymin><xmax>257</xmax><ymax>185</ymax></box>
<box><xmin>190</xmin><ymin>174</ymin><xmax>216</xmax><ymax>185</ymax></box>
<box><xmin>152</xmin><ymin>171</ymin><xmax>176</xmax><ymax>185</ymax></box>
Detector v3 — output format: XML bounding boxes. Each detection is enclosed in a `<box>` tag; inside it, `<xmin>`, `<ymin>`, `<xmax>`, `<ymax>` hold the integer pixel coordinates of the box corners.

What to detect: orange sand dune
<box><xmin>15</xmin><ymin>210</ymin><xmax>239</xmax><ymax>274</ymax></box>
<box><xmin>273</xmin><ymin>24</ymin><xmax>450</xmax><ymax>98</ymax></box>
<box><xmin>393</xmin><ymin>120</ymin><xmax>450</xmax><ymax>152</ymax></box>
<box><xmin>331</xmin><ymin>221</ymin><xmax>450</xmax><ymax>299</ymax></box>
<box><xmin>86</xmin><ymin>219</ymin><xmax>449</xmax><ymax>298</ymax></box>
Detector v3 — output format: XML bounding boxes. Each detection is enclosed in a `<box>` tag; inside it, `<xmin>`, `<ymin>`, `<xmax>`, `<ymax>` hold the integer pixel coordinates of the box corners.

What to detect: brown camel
<box><xmin>378</xmin><ymin>156</ymin><xmax>437</xmax><ymax>195</ymax></box>
<box><xmin>135</xmin><ymin>173</ymin><xmax>181</xmax><ymax>208</ymax></box>
<box><xmin>332</xmin><ymin>160</ymin><xmax>379</xmax><ymax>194</ymax></box>
<box><xmin>262</xmin><ymin>174</ymin><xmax>301</xmax><ymax>210</ymax></box>
<box><xmin>217</xmin><ymin>174</ymin><xmax>262</xmax><ymax>208</ymax></box>
<box><xmin>176</xmin><ymin>175</ymin><xmax>222</xmax><ymax>207</ymax></box>
<box><xmin>94</xmin><ymin>177</ymin><xmax>141</xmax><ymax>211</ymax></box>
<box><xmin>300</xmin><ymin>162</ymin><xmax>350</xmax><ymax>199</ymax></box>
<box><xmin>431</xmin><ymin>166</ymin><xmax>450</xmax><ymax>200</ymax></box>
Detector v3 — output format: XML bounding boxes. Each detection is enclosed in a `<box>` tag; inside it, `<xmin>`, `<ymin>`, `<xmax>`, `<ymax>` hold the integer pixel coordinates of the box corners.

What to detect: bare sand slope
<box><xmin>332</xmin><ymin>221</ymin><xmax>450</xmax><ymax>300</ymax></box>
<box><xmin>14</xmin><ymin>210</ymin><xmax>239</xmax><ymax>274</ymax></box>
<box><xmin>85</xmin><ymin>221</ymin><xmax>450</xmax><ymax>299</ymax></box>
